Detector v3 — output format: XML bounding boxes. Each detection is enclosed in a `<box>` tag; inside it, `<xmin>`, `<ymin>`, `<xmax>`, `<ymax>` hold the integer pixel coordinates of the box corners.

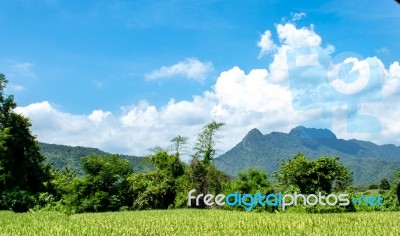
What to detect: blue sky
<box><xmin>1</xmin><ymin>0</ymin><xmax>400</xmax><ymax>156</ymax></box>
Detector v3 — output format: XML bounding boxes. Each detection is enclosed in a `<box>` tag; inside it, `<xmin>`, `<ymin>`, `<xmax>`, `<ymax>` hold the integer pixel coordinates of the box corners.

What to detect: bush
<box><xmin>0</xmin><ymin>190</ymin><xmax>36</xmax><ymax>212</ymax></box>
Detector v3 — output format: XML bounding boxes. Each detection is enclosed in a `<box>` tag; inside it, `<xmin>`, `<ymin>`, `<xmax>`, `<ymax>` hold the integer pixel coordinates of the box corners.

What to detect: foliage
<box><xmin>0</xmin><ymin>190</ymin><xmax>36</xmax><ymax>212</ymax></box>
<box><xmin>194</xmin><ymin>120</ymin><xmax>225</xmax><ymax>163</ymax></box>
<box><xmin>226</xmin><ymin>168</ymin><xmax>275</xmax><ymax>212</ymax></box>
<box><xmin>229</xmin><ymin>168</ymin><xmax>272</xmax><ymax>194</ymax></box>
<box><xmin>150</xmin><ymin>150</ymin><xmax>185</xmax><ymax>177</ymax></box>
<box><xmin>129</xmin><ymin>151</ymin><xmax>187</xmax><ymax>210</ymax></box>
<box><xmin>380</xmin><ymin>178</ymin><xmax>391</xmax><ymax>190</ymax></box>
<box><xmin>378</xmin><ymin>171</ymin><xmax>400</xmax><ymax>211</ymax></box>
<box><xmin>129</xmin><ymin>171</ymin><xmax>176</xmax><ymax>209</ymax></box>
<box><xmin>185</xmin><ymin>156</ymin><xmax>229</xmax><ymax>208</ymax></box>
<box><xmin>0</xmin><ymin>73</ymin><xmax>52</xmax><ymax>212</ymax></box>
<box><xmin>179</xmin><ymin>121</ymin><xmax>229</xmax><ymax>209</ymax></box>
<box><xmin>170</xmin><ymin>135</ymin><xmax>189</xmax><ymax>157</ymax></box>
<box><xmin>275</xmin><ymin>153</ymin><xmax>352</xmax><ymax>194</ymax></box>
<box><xmin>39</xmin><ymin>142</ymin><xmax>154</xmax><ymax>176</ymax></box>
<box><xmin>65</xmin><ymin>154</ymin><xmax>134</xmax><ymax>212</ymax></box>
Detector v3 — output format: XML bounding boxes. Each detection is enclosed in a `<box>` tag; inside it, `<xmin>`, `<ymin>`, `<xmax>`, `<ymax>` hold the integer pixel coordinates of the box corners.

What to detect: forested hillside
<box><xmin>39</xmin><ymin>143</ymin><xmax>154</xmax><ymax>175</ymax></box>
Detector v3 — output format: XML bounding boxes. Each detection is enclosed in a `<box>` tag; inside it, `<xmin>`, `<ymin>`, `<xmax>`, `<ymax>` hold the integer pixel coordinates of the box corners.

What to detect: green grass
<box><xmin>0</xmin><ymin>209</ymin><xmax>399</xmax><ymax>235</ymax></box>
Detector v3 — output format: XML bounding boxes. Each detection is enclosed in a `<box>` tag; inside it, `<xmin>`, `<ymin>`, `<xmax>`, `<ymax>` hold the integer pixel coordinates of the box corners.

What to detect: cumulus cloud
<box><xmin>268</xmin><ymin>23</ymin><xmax>323</xmax><ymax>84</ymax></box>
<box><xmin>14</xmin><ymin>22</ymin><xmax>400</xmax><ymax>158</ymax></box>
<box><xmin>88</xmin><ymin>110</ymin><xmax>112</xmax><ymax>124</ymax></box>
<box><xmin>145</xmin><ymin>58</ymin><xmax>213</xmax><ymax>82</ymax></box>
<box><xmin>257</xmin><ymin>30</ymin><xmax>277</xmax><ymax>58</ymax></box>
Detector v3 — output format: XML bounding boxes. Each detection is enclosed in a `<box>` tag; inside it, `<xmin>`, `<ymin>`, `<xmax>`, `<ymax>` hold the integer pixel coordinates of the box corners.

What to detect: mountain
<box><xmin>39</xmin><ymin>143</ymin><xmax>154</xmax><ymax>175</ymax></box>
<box><xmin>214</xmin><ymin>126</ymin><xmax>400</xmax><ymax>185</ymax></box>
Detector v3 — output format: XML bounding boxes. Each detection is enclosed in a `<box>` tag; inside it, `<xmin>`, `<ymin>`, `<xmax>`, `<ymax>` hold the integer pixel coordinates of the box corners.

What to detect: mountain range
<box><xmin>39</xmin><ymin>126</ymin><xmax>400</xmax><ymax>185</ymax></box>
<box><xmin>39</xmin><ymin>143</ymin><xmax>154</xmax><ymax>176</ymax></box>
<box><xmin>214</xmin><ymin>126</ymin><xmax>400</xmax><ymax>185</ymax></box>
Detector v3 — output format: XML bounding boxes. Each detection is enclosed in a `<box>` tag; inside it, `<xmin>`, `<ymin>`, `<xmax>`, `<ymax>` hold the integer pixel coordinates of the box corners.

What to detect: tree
<box><xmin>170</xmin><ymin>135</ymin><xmax>189</xmax><ymax>157</ymax></box>
<box><xmin>194</xmin><ymin>121</ymin><xmax>225</xmax><ymax>163</ymax></box>
<box><xmin>150</xmin><ymin>150</ymin><xmax>185</xmax><ymax>177</ymax></box>
<box><xmin>68</xmin><ymin>154</ymin><xmax>133</xmax><ymax>212</ymax></box>
<box><xmin>379</xmin><ymin>178</ymin><xmax>390</xmax><ymax>190</ymax></box>
<box><xmin>183</xmin><ymin>121</ymin><xmax>228</xmax><ymax>208</ymax></box>
<box><xmin>275</xmin><ymin>153</ymin><xmax>352</xmax><ymax>194</ymax></box>
<box><xmin>0</xmin><ymin>73</ymin><xmax>51</xmax><ymax>211</ymax></box>
<box><xmin>129</xmin><ymin>150</ymin><xmax>187</xmax><ymax>209</ymax></box>
<box><xmin>230</xmin><ymin>169</ymin><xmax>272</xmax><ymax>194</ymax></box>
<box><xmin>186</xmin><ymin>155</ymin><xmax>229</xmax><ymax>208</ymax></box>
<box><xmin>227</xmin><ymin>169</ymin><xmax>274</xmax><ymax>211</ymax></box>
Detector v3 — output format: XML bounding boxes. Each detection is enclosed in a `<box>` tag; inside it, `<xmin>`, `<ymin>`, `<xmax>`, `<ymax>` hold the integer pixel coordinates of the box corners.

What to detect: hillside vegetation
<box><xmin>39</xmin><ymin>142</ymin><xmax>154</xmax><ymax>175</ymax></box>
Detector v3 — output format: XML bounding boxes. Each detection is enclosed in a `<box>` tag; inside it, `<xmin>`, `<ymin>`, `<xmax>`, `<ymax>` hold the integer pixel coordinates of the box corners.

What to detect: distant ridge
<box><xmin>39</xmin><ymin>143</ymin><xmax>154</xmax><ymax>175</ymax></box>
<box><xmin>214</xmin><ymin>126</ymin><xmax>400</xmax><ymax>185</ymax></box>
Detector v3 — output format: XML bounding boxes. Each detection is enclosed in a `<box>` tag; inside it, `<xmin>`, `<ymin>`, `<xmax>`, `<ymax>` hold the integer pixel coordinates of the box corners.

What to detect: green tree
<box><xmin>184</xmin><ymin>121</ymin><xmax>228</xmax><ymax>208</ymax></box>
<box><xmin>379</xmin><ymin>178</ymin><xmax>390</xmax><ymax>190</ymax></box>
<box><xmin>186</xmin><ymin>155</ymin><xmax>229</xmax><ymax>208</ymax></box>
<box><xmin>230</xmin><ymin>168</ymin><xmax>272</xmax><ymax>194</ymax></box>
<box><xmin>276</xmin><ymin>153</ymin><xmax>352</xmax><ymax>194</ymax></box>
<box><xmin>68</xmin><ymin>154</ymin><xmax>133</xmax><ymax>212</ymax></box>
<box><xmin>194</xmin><ymin>121</ymin><xmax>225</xmax><ymax>163</ymax></box>
<box><xmin>170</xmin><ymin>135</ymin><xmax>189</xmax><ymax>157</ymax></box>
<box><xmin>129</xmin><ymin>151</ymin><xmax>187</xmax><ymax>209</ymax></box>
<box><xmin>0</xmin><ymin>73</ymin><xmax>51</xmax><ymax>211</ymax></box>
<box><xmin>227</xmin><ymin>169</ymin><xmax>274</xmax><ymax>211</ymax></box>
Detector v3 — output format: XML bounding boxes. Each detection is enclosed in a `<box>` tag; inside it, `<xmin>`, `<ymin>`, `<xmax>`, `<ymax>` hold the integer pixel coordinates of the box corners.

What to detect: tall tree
<box><xmin>0</xmin><ymin>73</ymin><xmax>51</xmax><ymax>195</ymax></box>
<box><xmin>186</xmin><ymin>121</ymin><xmax>228</xmax><ymax>208</ymax></box>
<box><xmin>194</xmin><ymin>121</ymin><xmax>225</xmax><ymax>163</ymax></box>
<box><xmin>170</xmin><ymin>135</ymin><xmax>189</xmax><ymax>157</ymax></box>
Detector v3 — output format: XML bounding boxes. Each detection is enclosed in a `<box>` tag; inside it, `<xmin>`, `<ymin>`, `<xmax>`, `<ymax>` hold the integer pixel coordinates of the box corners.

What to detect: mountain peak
<box><xmin>289</xmin><ymin>126</ymin><xmax>337</xmax><ymax>139</ymax></box>
<box><xmin>242</xmin><ymin>128</ymin><xmax>264</xmax><ymax>143</ymax></box>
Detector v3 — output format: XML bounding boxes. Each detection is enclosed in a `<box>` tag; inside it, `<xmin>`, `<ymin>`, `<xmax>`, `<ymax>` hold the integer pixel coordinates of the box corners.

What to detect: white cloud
<box><xmin>276</xmin><ymin>23</ymin><xmax>321</xmax><ymax>48</ymax></box>
<box><xmin>291</xmin><ymin>12</ymin><xmax>306</xmax><ymax>21</ymax></box>
<box><xmin>88</xmin><ymin>110</ymin><xmax>112</xmax><ymax>124</ymax></box>
<box><xmin>13</xmin><ymin>62</ymin><xmax>35</xmax><ymax>78</ymax></box>
<box><xmin>14</xmin><ymin>22</ymin><xmax>400</xmax><ymax>158</ymax></box>
<box><xmin>145</xmin><ymin>58</ymin><xmax>213</xmax><ymax>82</ymax></box>
<box><xmin>382</xmin><ymin>61</ymin><xmax>400</xmax><ymax>98</ymax></box>
<box><xmin>268</xmin><ymin>22</ymin><xmax>322</xmax><ymax>84</ymax></box>
<box><xmin>257</xmin><ymin>30</ymin><xmax>277</xmax><ymax>58</ymax></box>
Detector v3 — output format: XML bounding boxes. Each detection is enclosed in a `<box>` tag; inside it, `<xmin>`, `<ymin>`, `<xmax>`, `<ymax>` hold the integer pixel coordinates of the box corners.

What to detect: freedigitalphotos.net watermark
<box><xmin>287</xmin><ymin>47</ymin><xmax>383</xmax><ymax>134</ymax></box>
<box><xmin>188</xmin><ymin>189</ymin><xmax>384</xmax><ymax>211</ymax></box>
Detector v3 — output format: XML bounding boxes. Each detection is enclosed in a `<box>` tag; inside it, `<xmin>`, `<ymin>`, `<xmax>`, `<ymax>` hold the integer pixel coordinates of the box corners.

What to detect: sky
<box><xmin>1</xmin><ymin>0</ymin><xmax>400</xmax><ymax>158</ymax></box>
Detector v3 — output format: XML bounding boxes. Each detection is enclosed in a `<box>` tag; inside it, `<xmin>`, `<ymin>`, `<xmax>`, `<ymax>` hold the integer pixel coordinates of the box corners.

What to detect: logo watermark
<box><xmin>188</xmin><ymin>189</ymin><xmax>384</xmax><ymax>211</ymax></box>
<box><xmin>287</xmin><ymin>47</ymin><xmax>382</xmax><ymax>133</ymax></box>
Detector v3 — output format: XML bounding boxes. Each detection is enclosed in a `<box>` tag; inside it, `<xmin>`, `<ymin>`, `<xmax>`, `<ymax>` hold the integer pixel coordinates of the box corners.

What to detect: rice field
<box><xmin>0</xmin><ymin>209</ymin><xmax>399</xmax><ymax>236</ymax></box>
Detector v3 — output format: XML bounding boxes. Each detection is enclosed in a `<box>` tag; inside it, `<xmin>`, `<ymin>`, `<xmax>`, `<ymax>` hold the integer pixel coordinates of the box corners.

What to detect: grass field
<box><xmin>1</xmin><ymin>209</ymin><xmax>399</xmax><ymax>235</ymax></box>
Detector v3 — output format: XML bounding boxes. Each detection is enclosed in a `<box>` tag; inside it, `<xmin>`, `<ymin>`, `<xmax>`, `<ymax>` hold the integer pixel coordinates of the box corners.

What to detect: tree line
<box><xmin>1</xmin><ymin>73</ymin><xmax>399</xmax><ymax>213</ymax></box>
